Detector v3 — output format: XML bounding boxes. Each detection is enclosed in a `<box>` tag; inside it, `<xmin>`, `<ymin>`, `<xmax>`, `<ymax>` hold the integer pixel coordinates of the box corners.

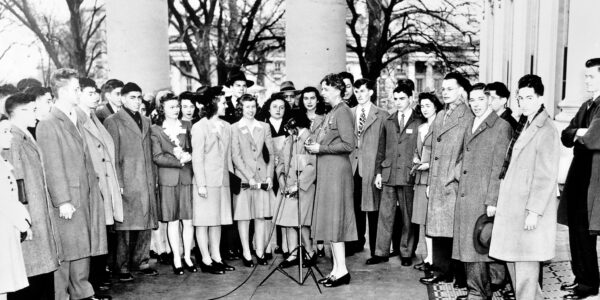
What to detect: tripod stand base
<box><xmin>258</xmin><ymin>246</ymin><xmax>323</xmax><ymax>294</ymax></box>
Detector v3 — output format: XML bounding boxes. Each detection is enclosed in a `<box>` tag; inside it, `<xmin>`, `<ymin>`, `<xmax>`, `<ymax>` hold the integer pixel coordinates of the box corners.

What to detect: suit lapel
<box><xmin>438</xmin><ymin>104</ymin><xmax>466</xmax><ymax>137</ymax></box>
<box><xmin>117</xmin><ymin>109</ymin><xmax>143</xmax><ymax>137</ymax></box>
<box><xmin>52</xmin><ymin>107</ymin><xmax>83</xmax><ymax>143</ymax></box>
<box><xmin>466</xmin><ymin>113</ymin><xmax>497</xmax><ymax>145</ymax></box>
<box><xmin>513</xmin><ymin>112</ymin><xmax>548</xmax><ymax>157</ymax></box>
<box><xmin>362</xmin><ymin>106</ymin><xmax>379</xmax><ymax>133</ymax></box>
<box><xmin>239</xmin><ymin>125</ymin><xmax>257</xmax><ymax>147</ymax></box>
<box><xmin>11</xmin><ymin>126</ymin><xmax>42</xmax><ymax>160</ymax></box>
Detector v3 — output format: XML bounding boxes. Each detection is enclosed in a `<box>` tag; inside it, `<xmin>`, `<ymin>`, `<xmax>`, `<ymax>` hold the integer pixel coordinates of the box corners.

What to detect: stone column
<box><xmin>105</xmin><ymin>0</ymin><xmax>170</xmax><ymax>94</ymax></box>
<box><xmin>286</xmin><ymin>0</ymin><xmax>346</xmax><ymax>89</ymax></box>
<box><xmin>425</xmin><ymin>61</ymin><xmax>434</xmax><ymax>91</ymax></box>
<box><xmin>406</xmin><ymin>60</ymin><xmax>416</xmax><ymax>84</ymax></box>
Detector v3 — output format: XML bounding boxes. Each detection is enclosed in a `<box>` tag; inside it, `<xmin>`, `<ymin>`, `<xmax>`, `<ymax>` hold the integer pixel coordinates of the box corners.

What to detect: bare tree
<box><xmin>0</xmin><ymin>0</ymin><xmax>105</xmax><ymax>76</ymax></box>
<box><xmin>168</xmin><ymin>0</ymin><xmax>285</xmax><ymax>85</ymax></box>
<box><xmin>346</xmin><ymin>0</ymin><xmax>480</xmax><ymax>82</ymax></box>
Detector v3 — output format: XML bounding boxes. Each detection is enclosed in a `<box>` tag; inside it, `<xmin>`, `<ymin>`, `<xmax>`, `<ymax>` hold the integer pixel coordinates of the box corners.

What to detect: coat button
<box><xmin>461</xmin><ymin>193</ymin><xmax>465</xmax><ymax>197</ymax></box>
<box><xmin>467</xmin><ymin>148</ymin><xmax>470</xmax><ymax>151</ymax></box>
<box><xmin>102</xmin><ymin>158</ymin><xmax>106</xmax><ymax>162</ymax></box>
<box><xmin>463</xmin><ymin>170</ymin><xmax>467</xmax><ymax>174</ymax></box>
<box><xmin>434</xmin><ymin>157</ymin><xmax>439</xmax><ymax>160</ymax></box>
<box><xmin>98</xmin><ymin>144</ymin><xmax>101</xmax><ymax>148</ymax></box>
<box><xmin>437</xmin><ymin>137</ymin><xmax>441</xmax><ymax>142</ymax></box>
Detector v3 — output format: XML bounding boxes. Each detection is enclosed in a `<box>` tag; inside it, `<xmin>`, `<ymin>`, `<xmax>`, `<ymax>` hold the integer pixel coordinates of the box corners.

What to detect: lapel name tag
<box><xmin>241</xmin><ymin>128</ymin><xmax>249</xmax><ymax>134</ymax></box>
<box><xmin>406</xmin><ymin>129</ymin><xmax>413</xmax><ymax>134</ymax></box>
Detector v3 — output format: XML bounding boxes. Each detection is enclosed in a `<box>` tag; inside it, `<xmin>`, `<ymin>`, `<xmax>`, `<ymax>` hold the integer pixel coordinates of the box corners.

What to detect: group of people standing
<box><xmin>1</xmin><ymin>57</ymin><xmax>599</xmax><ymax>300</ymax></box>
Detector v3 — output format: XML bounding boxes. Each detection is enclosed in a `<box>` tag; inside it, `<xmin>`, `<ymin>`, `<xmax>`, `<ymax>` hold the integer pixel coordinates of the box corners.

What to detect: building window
<box><xmin>416</xmin><ymin>78</ymin><xmax>424</xmax><ymax>93</ymax></box>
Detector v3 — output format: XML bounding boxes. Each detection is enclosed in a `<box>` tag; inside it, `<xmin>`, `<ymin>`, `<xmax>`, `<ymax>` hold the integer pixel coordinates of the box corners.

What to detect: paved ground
<box><xmin>110</xmin><ymin>224</ymin><xmax>594</xmax><ymax>300</ymax></box>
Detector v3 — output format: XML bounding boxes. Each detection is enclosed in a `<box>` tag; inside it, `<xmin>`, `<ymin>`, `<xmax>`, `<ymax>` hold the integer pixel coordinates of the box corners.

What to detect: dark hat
<box><xmin>278</xmin><ymin>81</ymin><xmax>301</xmax><ymax>94</ymax></box>
<box><xmin>586</xmin><ymin>58</ymin><xmax>600</xmax><ymax>68</ymax></box>
<box><xmin>473</xmin><ymin>214</ymin><xmax>494</xmax><ymax>254</ymax></box>
<box><xmin>198</xmin><ymin>86</ymin><xmax>224</xmax><ymax>105</ymax></box>
<box><xmin>121</xmin><ymin>82</ymin><xmax>142</xmax><ymax>95</ymax></box>
<box><xmin>444</xmin><ymin>72</ymin><xmax>472</xmax><ymax>93</ymax></box>
<box><xmin>226</xmin><ymin>70</ymin><xmax>254</xmax><ymax>88</ymax></box>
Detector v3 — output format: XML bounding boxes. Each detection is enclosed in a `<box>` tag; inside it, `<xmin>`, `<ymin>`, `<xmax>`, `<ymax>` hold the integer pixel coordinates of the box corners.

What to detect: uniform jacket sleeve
<box><xmin>231</xmin><ymin>125</ymin><xmax>256</xmax><ymax>181</ymax></box>
<box><xmin>579</xmin><ymin>108</ymin><xmax>600</xmax><ymax>150</ymax></box>
<box><xmin>320</xmin><ymin>108</ymin><xmax>356</xmax><ymax>154</ymax></box>
<box><xmin>191</xmin><ymin>122</ymin><xmax>207</xmax><ymax>187</ymax></box>
<box><xmin>151</xmin><ymin>127</ymin><xmax>182</xmax><ymax>168</ymax></box>
<box><xmin>561</xmin><ymin>103</ymin><xmax>586</xmax><ymax>148</ymax></box>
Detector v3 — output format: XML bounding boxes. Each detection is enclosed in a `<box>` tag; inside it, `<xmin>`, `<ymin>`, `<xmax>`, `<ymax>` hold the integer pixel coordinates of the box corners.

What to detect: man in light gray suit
<box><xmin>347</xmin><ymin>78</ymin><xmax>388</xmax><ymax>258</ymax></box>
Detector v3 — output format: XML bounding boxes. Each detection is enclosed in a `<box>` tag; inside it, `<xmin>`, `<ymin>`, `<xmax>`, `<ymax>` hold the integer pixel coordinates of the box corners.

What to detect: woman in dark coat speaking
<box><xmin>305</xmin><ymin>73</ymin><xmax>357</xmax><ymax>287</ymax></box>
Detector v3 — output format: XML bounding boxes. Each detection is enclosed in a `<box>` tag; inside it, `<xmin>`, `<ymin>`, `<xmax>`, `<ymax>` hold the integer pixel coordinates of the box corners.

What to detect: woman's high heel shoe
<box><xmin>242</xmin><ymin>256</ymin><xmax>255</xmax><ymax>268</ymax></box>
<box><xmin>316</xmin><ymin>247</ymin><xmax>325</xmax><ymax>257</ymax></box>
<box><xmin>182</xmin><ymin>259</ymin><xmax>197</xmax><ymax>273</ymax></box>
<box><xmin>317</xmin><ymin>274</ymin><xmax>333</xmax><ymax>284</ymax></box>
<box><xmin>323</xmin><ymin>273</ymin><xmax>351</xmax><ymax>287</ymax></box>
<box><xmin>172</xmin><ymin>262</ymin><xmax>184</xmax><ymax>275</ymax></box>
<box><xmin>199</xmin><ymin>261</ymin><xmax>225</xmax><ymax>274</ymax></box>
<box><xmin>213</xmin><ymin>261</ymin><xmax>235</xmax><ymax>271</ymax></box>
<box><xmin>256</xmin><ymin>256</ymin><xmax>268</xmax><ymax>266</ymax></box>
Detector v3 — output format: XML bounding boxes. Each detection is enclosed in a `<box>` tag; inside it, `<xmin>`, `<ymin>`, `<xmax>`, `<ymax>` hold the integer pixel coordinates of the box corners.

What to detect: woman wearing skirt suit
<box><xmin>150</xmin><ymin>94</ymin><xmax>196</xmax><ymax>274</ymax></box>
<box><xmin>411</xmin><ymin>92</ymin><xmax>443</xmax><ymax>271</ymax></box>
<box><xmin>275</xmin><ymin>113</ymin><xmax>317</xmax><ymax>268</ymax></box>
<box><xmin>231</xmin><ymin>94</ymin><xmax>276</xmax><ymax>267</ymax></box>
<box><xmin>305</xmin><ymin>74</ymin><xmax>357</xmax><ymax>287</ymax></box>
<box><xmin>191</xmin><ymin>86</ymin><xmax>235</xmax><ymax>274</ymax></box>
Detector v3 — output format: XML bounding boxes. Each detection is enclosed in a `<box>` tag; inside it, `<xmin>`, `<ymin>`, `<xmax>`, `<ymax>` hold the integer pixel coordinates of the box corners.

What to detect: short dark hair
<box><xmin>397</xmin><ymin>79</ymin><xmax>415</xmax><ymax>92</ymax></box>
<box><xmin>179</xmin><ymin>91</ymin><xmax>199</xmax><ymax>104</ymax></box>
<box><xmin>100</xmin><ymin>79</ymin><xmax>124</xmax><ymax>101</ymax></box>
<box><xmin>235</xmin><ymin>94</ymin><xmax>259</xmax><ymax>118</ymax></box>
<box><xmin>444</xmin><ymin>72</ymin><xmax>472</xmax><ymax>93</ymax></box>
<box><xmin>50</xmin><ymin>68</ymin><xmax>79</xmax><ymax>95</ymax></box>
<box><xmin>4</xmin><ymin>92</ymin><xmax>36</xmax><ymax>116</ymax></box>
<box><xmin>353</xmin><ymin>78</ymin><xmax>375</xmax><ymax>90</ymax></box>
<box><xmin>121</xmin><ymin>82</ymin><xmax>142</xmax><ymax>96</ymax></box>
<box><xmin>16</xmin><ymin>78</ymin><xmax>42</xmax><ymax>92</ymax></box>
<box><xmin>393</xmin><ymin>81</ymin><xmax>413</xmax><ymax>97</ymax></box>
<box><xmin>79</xmin><ymin>77</ymin><xmax>97</xmax><ymax>91</ymax></box>
<box><xmin>485</xmin><ymin>82</ymin><xmax>510</xmax><ymax>99</ymax></box>
<box><xmin>24</xmin><ymin>86</ymin><xmax>52</xmax><ymax>99</ymax></box>
<box><xmin>0</xmin><ymin>114</ymin><xmax>8</xmax><ymax>122</ymax></box>
<box><xmin>338</xmin><ymin>71</ymin><xmax>354</xmax><ymax>84</ymax></box>
<box><xmin>257</xmin><ymin>94</ymin><xmax>291</xmax><ymax>122</ymax></box>
<box><xmin>517</xmin><ymin>74</ymin><xmax>544</xmax><ymax>96</ymax></box>
<box><xmin>469</xmin><ymin>83</ymin><xmax>488</xmax><ymax>98</ymax></box>
<box><xmin>151</xmin><ymin>92</ymin><xmax>179</xmax><ymax>126</ymax></box>
<box><xmin>320</xmin><ymin>73</ymin><xmax>346</xmax><ymax>98</ymax></box>
<box><xmin>586</xmin><ymin>58</ymin><xmax>600</xmax><ymax>69</ymax></box>
<box><xmin>298</xmin><ymin>86</ymin><xmax>328</xmax><ymax>115</ymax></box>
<box><xmin>0</xmin><ymin>84</ymin><xmax>19</xmax><ymax>99</ymax></box>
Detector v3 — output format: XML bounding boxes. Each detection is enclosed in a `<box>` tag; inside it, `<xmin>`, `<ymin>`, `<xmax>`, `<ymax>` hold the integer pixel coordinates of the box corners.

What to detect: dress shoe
<box><xmin>414</xmin><ymin>262</ymin><xmax>432</xmax><ymax>272</ymax></box>
<box><xmin>274</xmin><ymin>247</ymin><xmax>284</xmax><ymax>254</ymax></box>
<box><xmin>256</xmin><ymin>256</ymin><xmax>268</xmax><ymax>265</ymax></box>
<box><xmin>389</xmin><ymin>250</ymin><xmax>400</xmax><ymax>257</ymax></box>
<box><xmin>563</xmin><ymin>289</ymin><xmax>598</xmax><ymax>299</ymax></box>
<box><xmin>419</xmin><ymin>274</ymin><xmax>453</xmax><ymax>285</ymax></box>
<box><xmin>279</xmin><ymin>257</ymin><xmax>299</xmax><ymax>268</ymax></box>
<box><xmin>97</xmin><ymin>284</ymin><xmax>111</xmax><ymax>292</ymax></box>
<box><xmin>502</xmin><ymin>289</ymin><xmax>516</xmax><ymax>300</ymax></box>
<box><xmin>282</xmin><ymin>252</ymin><xmax>290</xmax><ymax>259</ymax></box>
<box><xmin>561</xmin><ymin>282</ymin><xmax>579</xmax><ymax>291</ymax></box>
<box><xmin>303</xmin><ymin>254</ymin><xmax>318</xmax><ymax>268</ymax></box>
<box><xmin>84</xmin><ymin>295</ymin><xmax>112</xmax><ymax>300</ymax></box>
<box><xmin>264</xmin><ymin>252</ymin><xmax>273</xmax><ymax>260</ymax></box>
<box><xmin>365</xmin><ymin>256</ymin><xmax>388</xmax><ymax>265</ymax></box>
<box><xmin>400</xmin><ymin>257</ymin><xmax>412</xmax><ymax>266</ymax></box>
<box><xmin>323</xmin><ymin>273</ymin><xmax>351</xmax><ymax>287</ymax></box>
<box><xmin>182</xmin><ymin>259</ymin><xmax>198</xmax><ymax>273</ymax></box>
<box><xmin>316</xmin><ymin>247</ymin><xmax>325</xmax><ymax>257</ymax></box>
<box><xmin>158</xmin><ymin>253</ymin><xmax>172</xmax><ymax>265</ymax></box>
<box><xmin>118</xmin><ymin>273</ymin><xmax>134</xmax><ymax>282</ymax></box>
<box><xmin>149</xmin><ymin>250</ymin><xmax>158</xmax><ymax>259</ymax></box>
<box><xmin>172</xmin><ymin>264</ymin><xmax>184</xmax><ymax>275</ymax></box>
<box><xmin>213</xmin><ymin>261</ymin><xmax>235</xmax><ymax>271</ymax></box>
<box><xmin>454</xmin><ymin>281</ymin><xmax>467</xmax><ymax>289</ymax></box>
<box><xmin>199</xmin><ymin>261</ymin><xmax>225</xmax><ymax>274</ymax></box>
<box><xmin>224</xmin><ymin>250</ymin><xmax>240</xmax><ymax>261</ymax></box>
<box><xmin>318</xmin><ymin>275</ymin><xmax>332</xmax><ymax>284</ymax></box>
<box><xmin>242</xmin><ymin>257</ymin><xmax>255</xmax><ymax>268</ymax></box>
<box><xmin>138</xmin><ymin>268</ymin><xmax>158</xmax><ymax>276</ymax></box>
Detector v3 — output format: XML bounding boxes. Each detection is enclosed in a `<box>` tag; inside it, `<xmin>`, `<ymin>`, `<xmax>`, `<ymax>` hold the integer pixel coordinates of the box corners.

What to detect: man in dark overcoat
<box><xmin>559</xmin><ymin>58</ymin><xmax>600</xmax><ymax>300</ymax></box>
<box><xmin>37</xmin><ymin>68</ymin><xmax>108</xmax><ymax>300</ymax></box>
<box><xmin>372</xmin><ymin>82</ymin><xmax>423</xmax><ymax>265</ymax></box>
<box><xmin>452</xmin><ymin>84</ymin><xmax>512</xmax><ymax>299</ymax></box>
<box><xmin>420</xmin><ymin>72</ymin><xmax>473</xmax><ymax>285</ymax></box>
<box><xmin>104</xmin><ymin>82</ymin><xmax>159</xmax><ymax>282</ymax></box>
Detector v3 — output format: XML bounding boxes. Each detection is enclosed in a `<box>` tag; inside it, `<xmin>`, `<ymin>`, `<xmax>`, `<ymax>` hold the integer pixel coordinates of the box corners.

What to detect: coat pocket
<box><xmin>381</xmin><ymin>159</ymin><xmax>392</xmax><ymax>182</ymax></box>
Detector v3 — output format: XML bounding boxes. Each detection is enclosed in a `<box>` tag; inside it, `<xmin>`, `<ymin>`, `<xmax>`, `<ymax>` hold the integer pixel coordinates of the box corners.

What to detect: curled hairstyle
<box><xmin>50</xmin><ymin>68</ymin><xmax>78</xmax><ymax>96</ymax></box>
<box><xmin>201</xmin><ymin>93</ymin><xmax>223</xmax><ymax>120</ymax></box>
<box><xmin>257</xmin><ymin>94</ymin><xmax>291</xmax><ymax>122</ymax></box>
<box><xmin>151</xmin><ymin>91</ymin><xmax>178</xmax><ymax>126</ymax></box>
<box><xmin>298</xmin><ymin>86</ymin><xmax>328</xmax><ymax>115</ymax></box>
<box><xmin>518</xmin><ymin>74</ymin><xmax>544</xmax><ymax>96</ymax></box>
<box><xmin>235</xmin><ymin>94</ymin><xmax>259</xmax><ymax>119</ymax></box>
<box><xmin>415</xmin><ymin>92</ymin><xmax>443</xmax><ymax>117</ymax></box>
<box><xmin>320</xmin><ymin>73</ymin><xmax>346</xmax><ymax>98</ymax></box>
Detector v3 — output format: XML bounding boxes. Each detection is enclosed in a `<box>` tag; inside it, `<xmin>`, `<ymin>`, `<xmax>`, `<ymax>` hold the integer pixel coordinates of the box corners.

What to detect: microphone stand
<box><xmin>259</xmin><ymin>129</ymin><xmax>322</xmax><ymax>292</ymax></box>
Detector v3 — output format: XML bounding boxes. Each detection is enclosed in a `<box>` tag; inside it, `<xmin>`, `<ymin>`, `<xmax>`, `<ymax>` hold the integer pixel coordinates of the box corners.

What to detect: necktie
<box><xmin>443</xmin><ymin>108</ymin><xmax>452</xmax><ymax>125</ymax></box>
<box><xmin>399</xmin><ymin>113</ymin><xmax>405</xmax><ymax>132</ymax></box>
<box><xmin>358</xmin><ymin>107</ymin><xmax>366</xmax><ymax>136</ymax></box>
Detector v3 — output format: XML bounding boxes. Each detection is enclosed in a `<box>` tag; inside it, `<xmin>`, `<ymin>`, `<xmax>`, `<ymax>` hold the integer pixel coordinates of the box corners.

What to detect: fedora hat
<box><xmin>274</xmin><ymin>81</ymin><xmax>301</xmax><ymax>96</ymax></box>
<box><xmin>473</xmin><ymin>214</ymin><xmax>494</xmax><ymax>254</ymax></box>
<box><xmin>197</xmin><ymin>86</ymin><xmax>225</xmax><ymax>105</ymax></box>
<box><xmin>226</xmin><ymin>70</ymin><xmax>254</xmax><ymax>88</ymax></box>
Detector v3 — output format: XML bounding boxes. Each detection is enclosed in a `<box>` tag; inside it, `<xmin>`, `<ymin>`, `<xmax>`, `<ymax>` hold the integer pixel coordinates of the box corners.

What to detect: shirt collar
<box><xmin>474</xmin><ymin>108</ymin><xmax>493</xmax><ymax>123</ymax></box>
<box><xmin>123</xmin><ymin>107</ymin><xmax>140</xmax><ymax>119</ymax></box>
<box><xmin>239</xmin><ymin>117</ymin><xmax>259</xmax><ymax>130</ymax></box>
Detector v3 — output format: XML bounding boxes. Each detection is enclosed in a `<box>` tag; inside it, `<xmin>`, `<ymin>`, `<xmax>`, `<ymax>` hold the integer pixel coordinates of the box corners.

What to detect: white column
<box><xmin>535</xmin><ymin>0</ymin><xmax>560</xmax><ymax>118</ymax></box>
<box><xmin>508</xmin><ymin>0</ymin><xmax>529</xmax><ymax>92</ymax></box>
<box><xmin>425</xmin><ymin>61</ymin><xmax>434</xmax><ymax>91</ymax></box>
<box><xmin>407</xmin><ymin>60</ymin><xmax>416</xmax><ymax>84</ymax></box>
<box><xmin>478</xmin><ymin>0</ymin><xmax>492</xmax><ymax>82</ymax></box>
<box><xmin>105</xmin><ymin>0</ymin><xmax>170</xmax><ymax>94</ymax></box>
<box><xmin>286</xmin><ymin>0</ymin><xmax>346</xmax><ymax>88</ymax></box>
<box><xmin>491</xmin><ymin>0</ymin><xmax>505</xmax><ymax>82</ymax></box>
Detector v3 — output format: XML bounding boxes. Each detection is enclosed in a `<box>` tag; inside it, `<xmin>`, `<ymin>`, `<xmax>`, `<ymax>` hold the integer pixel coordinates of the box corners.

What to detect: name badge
<box><xmin>177</xmin><ymin>128</ymin><xmax>187</xmax><ymax>135</ymax></box>
<box><xmin>241</xmin><ymin>128</ymin><xmax>249</xmax><ymax>134</ymax></box>
<box><xmin>406</xmin><ymin>129</ymin><xmax>413</xmax><ymax>134</ymax></box>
